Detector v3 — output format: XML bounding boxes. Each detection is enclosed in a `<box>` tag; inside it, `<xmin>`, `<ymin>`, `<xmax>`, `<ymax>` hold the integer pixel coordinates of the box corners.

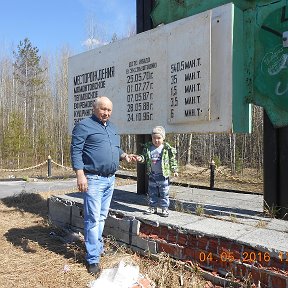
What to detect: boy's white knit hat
<box><xmin>152</xmin><ymin>126</ymin><xmax>165</xmax><ymax>139</ymax></box>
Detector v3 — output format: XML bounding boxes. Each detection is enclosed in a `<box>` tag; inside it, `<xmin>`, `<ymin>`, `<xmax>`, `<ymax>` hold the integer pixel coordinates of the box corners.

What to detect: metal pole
<box><xmin>263</xmin><ymin>111</ymin><xmax>279</xmax><ymax>214</ymax></box>
<box><xmin>47</xmin><ymin>155</ymin><xmax>52</xmax><ymax>178</ymax></box>
<box><xmin>210</xmin><ymin>160</ymin><xmax>215</xmax><ymax>189</ymax></box>
<box><xmin>279</xmin><ymin>126</ymin><xmax>288</xmax><ymax>219</ymax></box>
<box><xmin>264</xmin><ymin>111</ymin><xmax>288</xmax><ymax>220</ymax></box>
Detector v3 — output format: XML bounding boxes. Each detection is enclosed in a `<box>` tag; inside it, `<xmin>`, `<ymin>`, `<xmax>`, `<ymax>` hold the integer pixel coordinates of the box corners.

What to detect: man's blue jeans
<box><xmin>84</xmin><ymin>174</ymin><xmax>115</xmax><ymax>264</ymax></box>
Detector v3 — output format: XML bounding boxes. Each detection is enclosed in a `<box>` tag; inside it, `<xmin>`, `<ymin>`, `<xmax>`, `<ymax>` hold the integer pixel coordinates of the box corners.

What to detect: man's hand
<box><xmin>128</xmin><ymin>154</ymin><xmax>140</xmax><ymax>162</ymax></box>
<box><xmin>121</xmin><ymin>153</ymin><xmax>139</xmax><ymax>162</ymax></box>
<box><xmin>76</xmin><ymin>170</ymin><xmax>88</xmax><ymax>192</ymax></box>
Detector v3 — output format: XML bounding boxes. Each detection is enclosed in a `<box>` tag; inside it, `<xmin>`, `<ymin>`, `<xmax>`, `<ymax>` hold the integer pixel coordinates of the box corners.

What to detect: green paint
<box><xmin>151</xmin><ymin>0</ymin><xmax>288</xmax><ymax>129</ymax></box>
<box><xmin>152</xmin><ymin>1</ymin><xmax>254</xmax><ymax>26</ymax></box>
<box><xmin>233</xmin><ymin>6</ymin><xmax>252</xmax><ymax>133</ymax></box>
<box><xmin>254</xmin><ymin>4</ymin><xmax>288</xmax><ymax>127</ymax></box>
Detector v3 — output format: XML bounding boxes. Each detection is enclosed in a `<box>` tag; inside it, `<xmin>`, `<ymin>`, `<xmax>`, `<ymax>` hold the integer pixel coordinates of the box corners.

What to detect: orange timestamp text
<box><xmin>199</xmin><ymin>251</ymin><xmax>288</xmax><ymax>263</ymax></box>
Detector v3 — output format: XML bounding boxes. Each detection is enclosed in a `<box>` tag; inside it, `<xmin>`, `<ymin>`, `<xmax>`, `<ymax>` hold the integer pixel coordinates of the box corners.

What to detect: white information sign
<box><xmin>68</xmin><ymin>3</ymin><xmax>233</xmax><ymax>134</ymax></box>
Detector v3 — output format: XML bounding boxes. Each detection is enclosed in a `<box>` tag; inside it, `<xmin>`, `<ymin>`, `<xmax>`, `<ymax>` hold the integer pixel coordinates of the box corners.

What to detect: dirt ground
<box><xmin>0</xmin><ymin>165</ymin><xmax>263</xmax><ymax>287</ymax></box>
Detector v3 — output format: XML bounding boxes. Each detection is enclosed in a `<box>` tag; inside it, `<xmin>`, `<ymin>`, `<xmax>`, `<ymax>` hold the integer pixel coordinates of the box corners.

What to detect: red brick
<box><xmin>167</xmin><ymin>228</ymin><xmax>177</xmax><ymax>242</ymax></box>
<box><xmin>182</xmin><ymin>246</ymin><xmax>196</xmax><ymax>260</ymax></box>
<box><xmin>150</xmin><ymin>226</ymin><xmax>160</xmax><ymax>236</ymax></box>
<box><xmin>219</xmin><ymin>239</ymin><xmax>232</xmax><ymax>251</ymax></box>
<box><xmin>149</xmin><ymin>234</ymin><xmax>160</xmax><ymax>240</ymax></box>
<box><xmin>194</xmin><ymin>249</ymin><xmax>207</xmax><ymax>263</ymax></box>
<box><xmin>234</xmin><ymin>262</ymin><xmax>249</xmax><ymax>279</ymax></box>
<box><xmin>139</xmin><ymin>232</ymin><xmax>149</xmax><ymax>238</ymax></box>
<box><xmin>250</xmin><ymin>267</ymin><xmax>261</xmax><ymax>284</ymax></box>
<box><xmin>131</xmin><ymin>277</ymin><xmax>154</xmax><ymax>288</ymax></box>
<box><xmin>217</xmin><ymin>257</ymin><xmax>233</xmax><ymax>271</ymax></box>
<box><xmin>139</xmin><ymin>224</ymin><xmax>161</xmax><ymax>238</ymax></box>
<box><xmin>269</xmin><ymin>257</ymin><xmax>286</xmax><ymax>271</ymax></box>
<box><xmin>197</xmin><ymin>236</ymin><xmax>209</xmax><ymax>250</ymax></box>
<box><xmin>230</xmin><ymin>243</ymin><xmax>242</xmax><ymax>260</ymax></box>
<box><xmin>157</xmin><ymin>242</ymin><xmax>182</xmax><ymax>259</ymax></box>
<box><xmin>158</xmin><ymin>226</ymin><xmax>168</xmax><ymax>240</ymax></box>
<box><xmin>139</xmin><ymin>223</ymin><xmax>152</xmax><ymax>234</ymax></box>
<box><xmin>270</xmin><ymin>274</ymin><xmax>288</xmax><ymax>288</ymax></box>
<box><xmin>241</xmin><ymin>247</ymin><xmax>258</xmax><ymax>264</ymax></box>
<box><xmin>187</xmin><ymin>234</ymin><xmax>198</xmax><ymax>247</ymax></box>
<box><xmin>258</xmin><ymin>270</ymin><xmax>269</xmax><ymax>287</ymax></box>
<box><xmin>206</xmin><ymin>255</ymin><xmax>221</xmax><ymax>270</ymax></box>
<box><xmin>139</xmin><ymin>227</ymin><xmax>288</xmax><ymax>288</ymax></box>
<box><xmin>177</xmin><ymin>232</ymin><xmax>188</xmax><ymax>246</ymax></box>
<box><xmin>218</xmin><ymin>246</ymin><xmax>230</xmax><ymax>255</ymax></box>
<box><xmin>208</xmin><ymin>239</ymin><xmax>219</xmax><ymax>254</ymax></box>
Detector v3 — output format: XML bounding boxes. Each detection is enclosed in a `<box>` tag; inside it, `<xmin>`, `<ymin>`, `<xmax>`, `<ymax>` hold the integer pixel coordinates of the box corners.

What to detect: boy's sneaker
<box><xmin>160</xmin><ymin>208</ymin><xmax>169</xmax><ymax>217</ymax></box>
<box><xmin>144</xmin><ymin>206</ymin><xmax>157</xmax><ymax>215</ymax></box>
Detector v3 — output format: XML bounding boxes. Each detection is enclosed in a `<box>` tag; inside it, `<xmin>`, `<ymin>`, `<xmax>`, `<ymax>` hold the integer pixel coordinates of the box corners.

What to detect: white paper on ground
<box><xmin>88</xmin><ymin>260</ymin><xmax>140</xmax><ymax>288</ymax></box>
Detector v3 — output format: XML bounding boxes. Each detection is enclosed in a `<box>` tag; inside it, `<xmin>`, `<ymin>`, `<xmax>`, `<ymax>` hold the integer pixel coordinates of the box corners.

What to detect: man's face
<box><xmin>94</xmin><ymin>99</ymin><xmax>113</xmax><ymax>123</ymax></box>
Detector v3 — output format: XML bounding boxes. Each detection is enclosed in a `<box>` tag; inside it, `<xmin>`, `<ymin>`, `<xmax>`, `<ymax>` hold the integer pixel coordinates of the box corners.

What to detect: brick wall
<box><xmin>104</xmin><ymin>212</ymin><xmax>288</xmax><ymax>288</ymax></box>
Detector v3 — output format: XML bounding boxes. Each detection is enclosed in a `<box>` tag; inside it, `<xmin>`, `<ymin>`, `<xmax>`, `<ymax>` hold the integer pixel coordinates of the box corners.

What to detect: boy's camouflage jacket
<box><xmin>138</xmin><ymin>142</ymin><xmax>178</xmax><ymax>177</ymax></box>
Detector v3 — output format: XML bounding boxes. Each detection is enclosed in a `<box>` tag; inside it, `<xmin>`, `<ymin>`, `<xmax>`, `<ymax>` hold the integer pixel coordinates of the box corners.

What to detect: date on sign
<box><xmin>199</xmin><ymin>251</ymin><xmax>288</xmax><ymax>263</ymax></box>
<box><xmin>127</xmin><ymin>112</ymin><xmax>153</xmax><ymax>122</ymax></box>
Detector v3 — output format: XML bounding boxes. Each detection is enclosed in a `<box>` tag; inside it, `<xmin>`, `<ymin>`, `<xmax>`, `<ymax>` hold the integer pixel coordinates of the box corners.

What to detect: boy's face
<box><xmin>152</xmin><ymin>134</ymin><xmax>164</xmax><ymax>147</ymax></box>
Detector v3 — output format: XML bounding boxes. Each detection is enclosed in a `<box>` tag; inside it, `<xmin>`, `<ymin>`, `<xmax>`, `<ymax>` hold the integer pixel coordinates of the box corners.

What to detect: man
<box><xmin>70</xmin><ymin>96</ymin><xmax>134</xmax><ymax>275</ymax></box>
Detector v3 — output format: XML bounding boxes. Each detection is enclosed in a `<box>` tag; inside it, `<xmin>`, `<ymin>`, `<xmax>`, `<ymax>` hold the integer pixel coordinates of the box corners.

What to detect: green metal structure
<box><xmin>151</xmin><ymin>0</ymin><xmax>288</xmax><ymax>129</ymax></box>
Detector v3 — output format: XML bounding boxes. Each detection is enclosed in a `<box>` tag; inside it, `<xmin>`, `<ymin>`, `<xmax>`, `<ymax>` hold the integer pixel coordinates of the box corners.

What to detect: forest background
<box><xmin>0</xmin><ymin>36</ymin><xmax>264</xmax><ymax>188</ymax></box>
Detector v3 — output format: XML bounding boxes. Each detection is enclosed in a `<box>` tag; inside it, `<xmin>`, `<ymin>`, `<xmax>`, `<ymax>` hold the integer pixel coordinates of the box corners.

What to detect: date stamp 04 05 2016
<box><xmin>199</xmin><ymin>251</ymin><xmax>288</xmax><ymax>263</ymax></box>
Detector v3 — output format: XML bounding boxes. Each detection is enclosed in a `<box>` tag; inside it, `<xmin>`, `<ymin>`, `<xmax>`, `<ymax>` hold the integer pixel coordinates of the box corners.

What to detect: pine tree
<box><xmin>13</xmin><ymin>38</ymin><xmax>45</xmax><ymax>149</ymax></box>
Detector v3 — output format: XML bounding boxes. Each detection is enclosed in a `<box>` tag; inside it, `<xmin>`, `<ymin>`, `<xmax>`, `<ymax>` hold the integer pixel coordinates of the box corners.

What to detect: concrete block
<box><xmin>104</xmin><ymin>227</ymin><xmax>130</xmax><ymax>244</ymax></box>
<box><xmin>48</xmin><ymin>196</ymin><xmax>71</xmax><ymax>226</ymax></box>
<box><xmin>131</xmin><ymin>219</ymin><xmax>141</xmax><ymax>235</ymax></box>
<box><xmin>71</xmin><ymin>205</ymin><xmax>84</xmax><ymax>229</ymax></box>
<box><xmin>117</xmin><ymin>218</ymin><xmax>131</xmax><ymax>232</ymax></box>
<box><xmin>104</xmin><ymin>215</ymin><xmax>135</xmax><ymax>244</ymax></box>
<box><xmin>105</xmin><ymin>215</ymin><xmax>121</xmax><ymax>228</ymax></box>
<box><xmin>131</xmin><ymin>235</ymin><xmax>157</xmax><ymax>254</ymax></box>
<box><xmin>130</xmin><ymin>245</ymin><xmax>147</xmax><ymax>256</ymax></box>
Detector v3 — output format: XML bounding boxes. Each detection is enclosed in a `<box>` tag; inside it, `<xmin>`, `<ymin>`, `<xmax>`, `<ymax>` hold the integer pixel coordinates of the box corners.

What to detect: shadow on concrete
<box><xmin>110</xmin><ymin>189</ymin><xmax>148</xmax><ymax>214</ymax></box>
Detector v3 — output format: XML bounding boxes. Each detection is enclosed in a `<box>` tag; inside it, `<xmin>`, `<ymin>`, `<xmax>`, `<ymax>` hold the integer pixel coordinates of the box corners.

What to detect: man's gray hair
<box><xmin>93</xmin><ymin>96</ymin><xmax>112</xmax><ymax>108</ymax></box>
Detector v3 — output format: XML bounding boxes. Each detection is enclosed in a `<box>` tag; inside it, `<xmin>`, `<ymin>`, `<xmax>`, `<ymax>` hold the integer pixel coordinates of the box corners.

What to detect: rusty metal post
<box><xmin>210</xmin><ymin>160</ymin><xmax>215</xmax><ymax>189</ymax></box>
<box><xmin>47</xmin><ymin>155</ymin><xmax>52</xmax><ymax>177</ymax></box>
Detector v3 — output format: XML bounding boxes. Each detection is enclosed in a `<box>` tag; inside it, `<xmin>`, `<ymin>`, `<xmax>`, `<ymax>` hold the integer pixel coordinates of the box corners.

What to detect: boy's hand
<box><xmin>173</xmin><ymin>172</ymin><xmax>179</xmax><ymax>177</ymax></box>
<box><xmin>123</xmin><ymin>154</ymin><xmax>139</xmax><ymax>162</ymax></box>
<box><xmin>135</xmin><ymin>155</ymin><xmax>143</xmax><ymax>162</ymax></box>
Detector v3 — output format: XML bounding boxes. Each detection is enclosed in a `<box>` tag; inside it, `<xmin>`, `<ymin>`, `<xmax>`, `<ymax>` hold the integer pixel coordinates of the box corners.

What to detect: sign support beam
<box><xmin>264</xmin><ymin>111</ymin><xmax>288</xmax><ymax>219</ymax></box>
<box><xmin>136</xmin><ymin>0</ymin><xmax>154</xmax><ymax>195</ymax></box>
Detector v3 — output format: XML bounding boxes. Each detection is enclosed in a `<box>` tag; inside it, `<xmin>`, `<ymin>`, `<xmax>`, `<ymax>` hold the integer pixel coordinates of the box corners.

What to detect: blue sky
<box><xmin>0</xmin><ymin>0</ymin><xmax>136</xmax><ymax>56</ymax></box>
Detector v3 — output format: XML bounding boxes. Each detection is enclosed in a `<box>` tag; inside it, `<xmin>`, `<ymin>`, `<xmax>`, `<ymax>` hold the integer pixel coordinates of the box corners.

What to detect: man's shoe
<box><xmin>87</xmin><ymin>263</ymin><xmax>101</xmax><ymax>275</ymax></box>
<box><xmin>144</xmin><ymin>206</ymin><xmax>157</xmax><ymax>215</ymax></box>
<box><xmin>160</xmin><ymin>208</ymin><xmax>169</xmax><ymax>217</ymax></box>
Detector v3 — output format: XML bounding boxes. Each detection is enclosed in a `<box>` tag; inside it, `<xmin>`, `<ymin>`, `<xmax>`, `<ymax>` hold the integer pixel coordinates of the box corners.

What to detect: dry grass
<box><xmin>177</xmin><ymin>165</ymin><xmax>263</xmax><ymax>193</ymax></box>
<box><xmin>0</xmin><ymin>179</ymin><xmax>214</xmax><ymax>288</ymax></box>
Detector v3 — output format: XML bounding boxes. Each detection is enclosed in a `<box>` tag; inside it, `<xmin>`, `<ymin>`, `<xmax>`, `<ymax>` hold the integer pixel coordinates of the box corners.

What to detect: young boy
<box><xmin>136</xmin><ymin>126</ymin><xmax>178</xmax><ymax>217</ymax></box>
